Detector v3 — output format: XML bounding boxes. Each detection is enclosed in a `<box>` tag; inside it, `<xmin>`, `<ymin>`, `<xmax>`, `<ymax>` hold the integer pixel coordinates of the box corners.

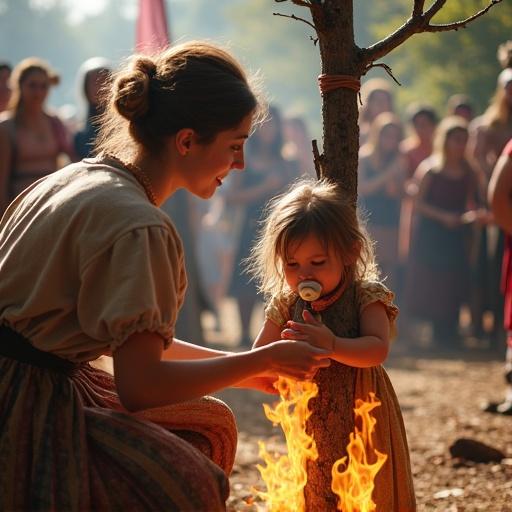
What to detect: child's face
<box><xmin>283</xmin><ymin>234</ymin><xmax>344</xmax><ymax>297</ymax></box>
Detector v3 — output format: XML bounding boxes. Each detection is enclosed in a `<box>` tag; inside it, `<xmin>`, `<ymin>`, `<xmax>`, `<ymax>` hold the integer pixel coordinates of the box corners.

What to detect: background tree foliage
<box><xmin>365</xmin><ymin>0</ymin><xmax>512</xmax><ymax>116</ymax></box>
<box><xmin>0</xmin><ymin>0</ymin><xmax>510</xmax><ymax>132</ymax></box>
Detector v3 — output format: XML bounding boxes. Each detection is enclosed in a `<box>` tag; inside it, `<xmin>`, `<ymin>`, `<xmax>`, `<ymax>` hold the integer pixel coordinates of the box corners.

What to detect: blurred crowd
<box><xmin>0</xmin><ymin>40</ymin><xmax>511</xmax><ymax>357</ymax></box>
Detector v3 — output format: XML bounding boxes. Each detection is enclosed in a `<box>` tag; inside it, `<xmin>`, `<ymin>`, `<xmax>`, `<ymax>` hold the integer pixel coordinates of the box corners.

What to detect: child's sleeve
<box><xmin>358</xmin><ymin>281</ymin><xmax>399</xmax><ymax>339</ymax></box>
<box><xmin>264</xmin><ymin>293</ymin><xmax>294</xmax><ymax>327</ymax></box>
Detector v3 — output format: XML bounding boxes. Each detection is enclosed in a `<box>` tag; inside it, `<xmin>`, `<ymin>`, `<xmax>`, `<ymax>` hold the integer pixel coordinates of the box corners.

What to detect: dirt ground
<box><xmin>204</xmin><ymin>301</ymin><xmax>512</xmax><ymax>512</ymax></box>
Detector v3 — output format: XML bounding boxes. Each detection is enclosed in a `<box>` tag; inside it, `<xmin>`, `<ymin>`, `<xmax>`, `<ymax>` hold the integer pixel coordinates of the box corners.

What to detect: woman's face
<box><xmin>85</xmin><ymin>68</ymin><xmax>110</xmax><ymax>107</ymax></box>
<box><xmin>181</xmin><ymin>112</ymin><xmax>253</xmax><ymax>199</ymax></box>
<box><xmin>20</xmin><ymin>70</ymin><xmax>50</xmax><ymax>109</ymax></box>
<box><xmin>379</xmin><ymin>124</ymin><xmax>401</xmax><ymax>153</ymax></box>
<box><xmin>413</xmin><ymin>114</ymin><xmax>436</xmax><ymax>141</ymax></box>
<box><xmin>369</xmin><ymin>90</ymin><xmax>392</xmax><ymax>119</ymax></box>
<box><xmin>444</xmin><ymin>128</ymin><xmax>468</xmax><ymax>161</ymax></box>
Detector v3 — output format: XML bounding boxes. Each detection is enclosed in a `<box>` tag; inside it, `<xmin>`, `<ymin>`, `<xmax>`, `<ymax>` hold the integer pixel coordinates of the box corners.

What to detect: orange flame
<box><xmin>258</xmin><ymin>384</ymin><xmax>387</xmax><ymax>512</ymax></box>
<box><xmin>331</xmin><ymin>392</ymin><xmax>388</xmax><ymax>512</ymax></box>
<box><xmin>256</xmin><ymin>376</ymin><xmax>318</xmax><ymax>512</ymax></box>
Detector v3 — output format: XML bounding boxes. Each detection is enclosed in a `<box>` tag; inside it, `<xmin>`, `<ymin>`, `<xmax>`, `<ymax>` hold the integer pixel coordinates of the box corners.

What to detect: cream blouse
<box><xmin>0</xmin><ymin>158</ymin><xmax>187</xmax><ymax>362</ymax></box>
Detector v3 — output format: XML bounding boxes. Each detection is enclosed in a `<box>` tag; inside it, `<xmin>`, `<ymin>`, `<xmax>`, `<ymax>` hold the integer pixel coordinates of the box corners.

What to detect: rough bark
<box><xmin>293</xmin><ymin>286</ymin><xmax>360</xmax><ymax>511</ymax></box>
<box><xmin>306</xmin><ymin>2</ymin><xmax>361</xmax><ymax>510</ymax></box>
<box><xmin>310</xmin><ymin>0</ymin><xmax>363</xmax><ymax>204</ymax></box>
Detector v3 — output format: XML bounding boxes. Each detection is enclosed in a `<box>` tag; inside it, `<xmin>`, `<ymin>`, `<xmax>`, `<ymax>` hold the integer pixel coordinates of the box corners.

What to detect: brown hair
<box><xmin>359</xmin><ymin>78</ymin><xmax>394</xmax><ymax>125</ymax></box>
<box><xmin>8</xmin><ymin>57</ymin><xmax>59</xmax><ymax>113</ymax></box>
<box><xmin>483</xmin><ymin>77</ymin><xmax>512</xmax><ymax>129</ymax></box>
<box><xmin>247</xmin><ymin>179</ymin><xmax>378</xmax><ymax>298</ymax></box>
<box><xmin>95</xmin><ymin>41</ymin><xmax>262</xmax><ymax>159</ymax></box>
<box><xmin>364</xmin><ymin>112</ymin><xmax>403</xmax><ymax>159</ymax></box>
<box><xmin>431</xmin><ymin>115</ymin><xmax>470</xmax><ymax>170</ymax></box>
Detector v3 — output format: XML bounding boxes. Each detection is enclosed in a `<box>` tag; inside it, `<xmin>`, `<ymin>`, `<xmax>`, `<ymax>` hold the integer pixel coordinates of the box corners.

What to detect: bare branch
<box><xmin>425</xmin><ymin>0</ymin><xmax>503</xmax><ymax>33</ymax></box>
<box><xmin>274</xmin><ymin>0</ymin><xmax>312</xmax><ymax>7</ymax></box>
<box><xmin>422</xmin><ymin>0</ymin><xmax>447</xmax><ymax>22</ymax></box>
<box><xmin>364</xmin><ymin>63</ymin><xmax>402</xmax><ymax>86</ymax></box>
<box><xmin>312</xmin><ymin>140</ymin><xmax>324</xmax><ymax>180</ymax></box>
<box><xmin>412</xmin><ymin>0</ymin><xmax>426</xmax><ymax>18</ymax></box>
<box><xmin>273</xmin><ymin>12</ymin><xmax>317</xmax><ymax>31</ymax></box>
<box><xmin>363</xmin><ymin>0</ymin><xmax>502</xmax><ymax>66</ymax></box>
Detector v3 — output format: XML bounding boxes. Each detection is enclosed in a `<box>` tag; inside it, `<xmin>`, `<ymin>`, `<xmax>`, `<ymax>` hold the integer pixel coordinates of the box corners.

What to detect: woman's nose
<box><xmin>232</xmin><ymin>151</ymin><xmax>245</xmax><ymax>171</ymax></box>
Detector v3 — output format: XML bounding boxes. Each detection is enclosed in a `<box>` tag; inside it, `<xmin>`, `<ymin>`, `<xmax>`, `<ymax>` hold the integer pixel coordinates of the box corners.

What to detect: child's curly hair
<box><xmin>247</xmin><ymin>178</ymin><xmax>378</xmax><ymax>299</ymax></box>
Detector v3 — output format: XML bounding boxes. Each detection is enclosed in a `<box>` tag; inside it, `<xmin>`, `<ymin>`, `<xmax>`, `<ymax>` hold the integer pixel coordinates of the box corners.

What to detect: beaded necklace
<box><xmin>105</xmin><ymin>154</ymin><xmax>157</xmax><ymax>206</ymax></box>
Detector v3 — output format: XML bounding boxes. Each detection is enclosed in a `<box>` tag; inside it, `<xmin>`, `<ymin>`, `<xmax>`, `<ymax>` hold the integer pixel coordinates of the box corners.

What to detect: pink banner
<box><xmin>136</xmin><ymin>0</ymin><xmax>170</xmax><ymax>54</ymax></box>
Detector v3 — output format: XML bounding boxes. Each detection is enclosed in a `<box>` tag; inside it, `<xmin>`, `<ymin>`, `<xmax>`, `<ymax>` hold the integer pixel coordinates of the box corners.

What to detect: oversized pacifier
<box><xmin>298</xmin><ymin>280</ymin><xmax>323</xmax><ymax>302</ymax></box>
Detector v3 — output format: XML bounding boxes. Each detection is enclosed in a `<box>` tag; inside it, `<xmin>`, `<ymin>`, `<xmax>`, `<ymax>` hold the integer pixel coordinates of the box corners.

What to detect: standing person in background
<box><xmin>0</xmin><ymin>58</ymin><xmax>75</xmax><ymax>213</ymax></box>
<box><xmin>446</xmin><ymin>94</ymin><xmax>474</xmax><ymax>123</ymax></box>
<box><xmin>227</xmin><ymin>105</ymin><xmax>293</xmax><ymax>347</ymax></box>
<box><xmin>359</xmin><ymin>112</ymin><xmax>406</xmax><ymax>293</ymax></box>
<box><xmin>0</xmin><ymin>62</ymin><xmax>12</xmax><ymax>113</ymax></box>
<box><xmin>468</xmin><ymin>57</ymin><xmax>512</xmax><ymax>347</ymax></box>
<box><xmin>405</xmin><ymin>117</ymin><xmax>488</xmax><ymax>349</ymax></box>
<box><xmin>359</xmin><ymin>77</ymin><xmax>394</xmax><ymax>146</ymax></box>
<box><xmin>161</xmin><ymin>189</ymin><xmax>207</xmax><ymax>346</ymax></box>
<box><xmin>0</xmin><ymin>41</ymin><xmax>332</xmax><ymax>511</ymax></box>
<box><xmin>485</xmin><ymin>138</ymin><xmax>512</xmax><ymax>415</ymax></box>
<box><xmin>197</xmin><ymin>186</ymin><xmax>237</xmax><ymax>333</ymax></box>
<box><xmin>400</xmin><ymin>104</ymin><xmax>438</xmax><ymax>181</ymax></box>
<box><xmin>282</xmin><ymin>115</ymin><xmax>315</xmax><ymax>177</ymax></box>
<box><xmin>398</xmin><ymin>104</ymin><xmax>438</xmax><ymax>302</ymax></box>
<box><xmin>74</xmin><ymin>57</ymin><xmax>112</xmax><ymax>160</ymax></box>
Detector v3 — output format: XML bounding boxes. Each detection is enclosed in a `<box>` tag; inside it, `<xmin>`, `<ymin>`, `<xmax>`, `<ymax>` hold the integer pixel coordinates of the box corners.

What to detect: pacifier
<box><xmin>298</xmin><ymin>280</ymin><xmax>323</xmax><ymax>301</ymax></box>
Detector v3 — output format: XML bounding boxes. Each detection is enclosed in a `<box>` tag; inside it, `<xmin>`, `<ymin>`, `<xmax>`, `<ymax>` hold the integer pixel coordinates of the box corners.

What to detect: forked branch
<box><xmin>363</xmin><ymin>0</ymin><xmax>502</xmax><ymax>66</ymax></box>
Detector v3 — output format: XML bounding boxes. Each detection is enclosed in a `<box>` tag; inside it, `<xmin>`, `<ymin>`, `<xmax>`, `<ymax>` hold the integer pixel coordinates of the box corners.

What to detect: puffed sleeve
<box><xmin>77</xmin><ymin>225</ymin><xmax>187</xmax><ymax>352</ymax></box>
<box><xmin>358</xmin><ymin>281</ymin><xmax>399</xmax><ymax>339</ymax></box>
<box><xmin>265</xmin><ymin>292</ymin><xmax>295</xmax><ymax>327</ymax></box>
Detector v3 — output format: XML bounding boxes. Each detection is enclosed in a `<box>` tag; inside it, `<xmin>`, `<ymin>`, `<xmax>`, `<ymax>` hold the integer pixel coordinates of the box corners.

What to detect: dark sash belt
<box><xmin>0</xmin><ymin>324</ymin><xmax>80</xmax><ymax>375</ymax></box>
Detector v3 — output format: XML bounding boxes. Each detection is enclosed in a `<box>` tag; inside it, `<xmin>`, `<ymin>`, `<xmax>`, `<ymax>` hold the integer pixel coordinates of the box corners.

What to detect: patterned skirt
<box><xmin>0</xmin><ymin>333</ymin><xmax>237</xmax><ymax>511</ymax></box>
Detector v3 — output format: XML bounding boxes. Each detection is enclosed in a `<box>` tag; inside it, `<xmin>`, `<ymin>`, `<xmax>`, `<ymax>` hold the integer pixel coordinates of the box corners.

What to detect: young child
<box><xmin>249</xmin><ymin>179</ymin><xmax>416</xmax><ymax>511</ymax></box>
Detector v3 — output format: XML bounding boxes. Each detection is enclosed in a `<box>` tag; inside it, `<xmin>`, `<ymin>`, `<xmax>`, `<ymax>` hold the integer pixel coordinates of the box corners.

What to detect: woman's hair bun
<box><xmin>114</xmin><ymin>56</ymin><xmax>157</xmax><ymax>121</ymax></box>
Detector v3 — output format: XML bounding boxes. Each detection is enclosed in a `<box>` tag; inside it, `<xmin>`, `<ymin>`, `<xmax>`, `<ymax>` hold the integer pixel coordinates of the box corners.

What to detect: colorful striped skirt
<box><xmin>0</xmin><ymin>329</ymin><xmax>237</xmax><ymax>511</ymax></box>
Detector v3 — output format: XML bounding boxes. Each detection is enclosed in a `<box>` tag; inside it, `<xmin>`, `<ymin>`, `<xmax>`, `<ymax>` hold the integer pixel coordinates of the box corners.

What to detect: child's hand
<box><xmin>281</xmin><ymin>309</ymin><xmax>336</xmax><ymax>352</ymax></box>
<box><xmin>259</xmin><ymin>339</ymin><xmax>332</xmax><ymax>381</ymax></box>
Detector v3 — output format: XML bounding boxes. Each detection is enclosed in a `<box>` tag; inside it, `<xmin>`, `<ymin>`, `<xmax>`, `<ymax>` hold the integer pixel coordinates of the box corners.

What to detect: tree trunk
<box><xmin>311</xmin><ymin>0</ymin><xmax>364</xmax><ymax>203</ymax></box>
<box><xmin>305</xmin><ymin>1</ymin><xmax>364</xmax><ymax>510</ymax></box>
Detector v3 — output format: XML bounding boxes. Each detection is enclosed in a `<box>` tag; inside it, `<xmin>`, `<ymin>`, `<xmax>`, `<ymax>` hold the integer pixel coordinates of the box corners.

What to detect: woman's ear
<box><xmin>175</xmin><ymin>128</ymin><xmax>195</xmax><ymax>156</ymax></box>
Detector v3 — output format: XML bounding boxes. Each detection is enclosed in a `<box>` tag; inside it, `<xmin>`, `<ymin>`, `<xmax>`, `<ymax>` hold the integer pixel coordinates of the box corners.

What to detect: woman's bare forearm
<box><xmin>115</xmin><ymin>349</ymin><xmax>267</xmax><ymax>411</ymax></box>
<box><xmin>165</xmin><ymin>338</ymin><xmax>228</xmax><ymax>360</ymax></box>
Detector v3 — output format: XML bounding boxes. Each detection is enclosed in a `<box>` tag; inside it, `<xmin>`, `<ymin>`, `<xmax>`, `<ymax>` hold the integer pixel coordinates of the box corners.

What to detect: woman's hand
<box><xmin>256</xmin><ymin>339</ymin><xmax>332</xmax><ymax>381</ymax></box>
<box><xmin>281</xmin><ymin>309</ymin><xmax>336</xmax><ymax>352</ymax></box>
<box><xmin>441</xmin><ymin>212</ymin><xmax>462</xmax><ymax>229</ymax></box>
<box><xmin>461</xmin><ymin>208</ymin><xmax>493</xmax><ymax>226</ymax></box>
